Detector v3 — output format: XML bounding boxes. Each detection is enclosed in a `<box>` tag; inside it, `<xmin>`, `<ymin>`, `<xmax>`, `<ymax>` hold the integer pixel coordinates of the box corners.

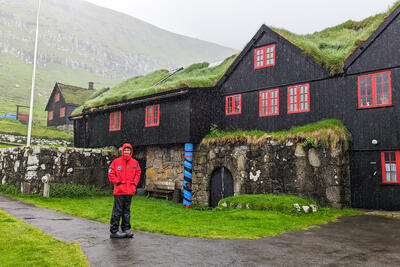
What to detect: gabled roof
<box><xmin>45</xmin><ymin>82</ymin><xmax>95</xmax><ymax>111</ymax></box>
<box><xmin>344</xmin><ymin>2</ymin><xmax>400</xmax><ymax>70</ymax></box>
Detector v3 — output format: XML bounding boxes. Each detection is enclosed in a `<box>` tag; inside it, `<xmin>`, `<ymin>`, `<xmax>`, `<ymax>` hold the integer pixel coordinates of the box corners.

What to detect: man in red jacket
<box><xmin>108</xmin><ymin>143</ymin><xmax>141</xmax><ymax>238</ymax></box>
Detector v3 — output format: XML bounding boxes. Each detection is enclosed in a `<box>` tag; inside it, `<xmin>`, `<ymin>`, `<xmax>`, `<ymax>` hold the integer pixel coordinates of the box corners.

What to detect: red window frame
<box><xmin>254</xmin><ymin>44</ymin><xmax>276</xmax><ymax>69</ymax></box>
<box><xmin>287</xmin><ymin>83</ymin><xmax>310</xmax><ymax>114</ymax></box>
<box><xmin>225</xmin><ymin>94</ymin><xmax>242</xmax><ymax>116</ymax></box>
<box><xmin>59</xmin><ymin>107</ymin><xmax>66</xmax><ymax>118</ymax></box>
<box><xmin>85</xmin><ymin>121</ymin><xmax>88</xmax><ymax>133</ymax></box>
<box><xmin>358</xmin><ymin>71</ymin><xmax>392</xmax><ymax>108</ymax></box>
<box><xmin>381</xmin><ymin>151</ymin><xmax>400</xmax><ymax>184</ymax></box>
<box><xmin>48</xmin><ymin>110</ymin><xmax>53</xmax><ymax>121</ymax></box>
<box><xmin>54</xmin><ymin>92</ymin><xmax>60</xmax><ymax>102</ymax></box>
<box><xmin>259</xmin><ymin>89</ymin><xmax>279</xmax><ymax>117</ymax></box>
<box><xmin>109</xmin><ymin>111</ymin><xmax>121</xmax><ymax>132</ymax></box>
<box><xmin>145</xmin><ymin>104</ymin><xmax>160</xmax><ymax>127</ymax></box>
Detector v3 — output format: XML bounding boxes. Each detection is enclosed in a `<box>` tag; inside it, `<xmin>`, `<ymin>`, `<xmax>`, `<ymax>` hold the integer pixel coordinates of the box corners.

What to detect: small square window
<box><xmin>60</xmin><ymin>107</ymin><xmax>66</xmax><ymax>118</ymax></box>
<box><xmin>48</xmin><ymin>110</ymin><xmax>53</xmax><ymax>121</ymax></box>
<box><xmin>109</xmin><ymin>111</ymin><xmax>121</xmax><ymax>132</ymax></box>
<box><xmin>381</xmin><ymin>151</ymin><xmax>400</xmax><ymax>184</ymax></box>
<box><xmin>259</xmin><ymin>89</ymin><xmax>279</xmax><ymax>117</ymax></box>
<box><xmin>55</xmin><ymin>92</ymin><xmax>60</xmax><ymax>102</ymax></box>
<box><xmin>145</xmin><ymin>104</ymin><xmax>160</xmax><ymax>127</ymax></box>
<box><xmin>225</xmin><ymin>94</ymin><xmax>242</xmax><ymax>116</ymax></box>
<box><xmin>358</xmin><ymin>71</ymin><xmax>391</xmax><ymax>108</ymax></box>
<box><xmin>254</xmin><ymin>44</ymin><xmax>276</xmax><ymax>69</ymax></box>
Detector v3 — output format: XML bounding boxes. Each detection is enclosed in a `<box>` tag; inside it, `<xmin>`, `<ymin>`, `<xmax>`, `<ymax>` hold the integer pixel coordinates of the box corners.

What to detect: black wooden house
<box><xmin>45</xmin><ymin>82</ymin><xmax>95</xmax><ymax>127</ymax></box>
<box><xmin>71</xmin><ymin>4</ymin><xmax>400</xmax><ymax>210</ymax></box>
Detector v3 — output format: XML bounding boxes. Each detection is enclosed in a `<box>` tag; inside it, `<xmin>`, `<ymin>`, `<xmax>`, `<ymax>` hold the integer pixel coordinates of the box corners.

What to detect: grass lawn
<box><xmin>0</xmin><ymin>209</ymin><xmax>89</xmax><ymax>266</ymax></box>
<box><xmin>2</xmin><ymin>193</ymin><xmax>363</xmax><ymax>239</ymax></box>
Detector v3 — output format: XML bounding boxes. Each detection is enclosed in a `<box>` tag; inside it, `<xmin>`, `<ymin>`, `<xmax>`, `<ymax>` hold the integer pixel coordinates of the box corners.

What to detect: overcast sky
<box><xmin>85</xmin><ymin>0</ymin><xmax>398</xmax><ymax>50</ymax></box>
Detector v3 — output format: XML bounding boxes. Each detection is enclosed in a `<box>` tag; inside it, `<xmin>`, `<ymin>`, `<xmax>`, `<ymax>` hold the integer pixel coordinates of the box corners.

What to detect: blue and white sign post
<box><xmin>183</xmin><ymin>143</ymin><xmax>193</xmax><ymax>207</ymax></box>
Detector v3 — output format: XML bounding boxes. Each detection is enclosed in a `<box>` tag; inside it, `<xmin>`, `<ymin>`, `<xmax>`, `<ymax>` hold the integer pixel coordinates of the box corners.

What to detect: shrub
<box><xmin>49</xmin><ymin>184</ymin><xmax>112</xmax><ymax>198</ymax></box>
<box><xmin>0</xmin><ymin>184</ymin><xmax>20</xmax><ymax>195</ymax></box>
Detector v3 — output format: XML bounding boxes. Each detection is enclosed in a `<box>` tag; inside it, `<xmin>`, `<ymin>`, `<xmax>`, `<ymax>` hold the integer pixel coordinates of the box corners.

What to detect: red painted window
<box><xmin>55</xmin><ymin>92</ymin><xmax>60</xmax><ymax>102</ymax></box>
<box><xmin>254</xmin><ymin>44</ymin><xmax>276</xmax><ymax>69</ymax></box>
<box><xmin>287</xmin><ymin>83</ymin><xmax>310</xmax><ymax>114</ymax></box>
<box><xmin>259</xmin><ymin>89</ymin><xmax>279</xmax><ymax>116</ymax></box>
<box><xmin>145</xmin><ymin>104</ymin><xmax>160</xmax><ymax>127</ymax></box>
<box><xmin>225</xmin><ymin>94</ymin><xmax>242</xmax><ymax>116</ymax></box>
<box><xmin>48</xmin><ymin>110</ymin><xmax>53</xmax><ymax>121</ymax></box>
<box><xmin>109</xmin><ymin>111</ymin><xmax>121</xmax><ymax>132</ymax></box>
<box><xmin>381</xmin><ymin>151</ymin><xmax>400</xmax><ymax>184</ymax></box>
<box><xmin>358</xmin><ymin>71</ymin><xmax>391</xmax><ymax>108</ymax></box>
<box><xmin>60</xmin><ymin>107</ymin><xmax>66</xmax><ymax>118</ymax></box>
<box><xmin>85</xmin><ymin>121</ymin><xmax>88</xmax><ymax>133</ymax></box>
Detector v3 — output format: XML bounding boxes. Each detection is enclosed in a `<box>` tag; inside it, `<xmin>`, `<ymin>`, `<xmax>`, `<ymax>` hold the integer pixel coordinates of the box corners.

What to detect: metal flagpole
<box><xmin>27</xmin><ymin>0</ymin><xmax>41</xmax><ymax>146</ymax></box>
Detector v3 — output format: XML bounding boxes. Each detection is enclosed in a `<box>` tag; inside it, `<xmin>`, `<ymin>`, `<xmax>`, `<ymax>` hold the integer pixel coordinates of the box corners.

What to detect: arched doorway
<box><xmin>210</xmin><ymin>167</ymin><xmax>234</xmax><ymax>207</ymax></box>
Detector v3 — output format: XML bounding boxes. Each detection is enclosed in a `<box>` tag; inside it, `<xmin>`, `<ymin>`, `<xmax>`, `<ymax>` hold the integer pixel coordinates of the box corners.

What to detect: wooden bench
<box><xmin>146</xmin><ymin>181</ymin><xmax>175</xmax><ymax>200</ymax></box>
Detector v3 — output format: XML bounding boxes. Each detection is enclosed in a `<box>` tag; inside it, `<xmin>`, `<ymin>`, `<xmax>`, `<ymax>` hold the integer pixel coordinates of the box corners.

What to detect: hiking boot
<box><xmin>123</xmin><ymin>230</ymin><xmax>134</xmax><ymax>238</ymax></box>
<box><xmin>110</xmin><ymin>231</ymin><xmax>127</xmax><ymax>238</ymax></box>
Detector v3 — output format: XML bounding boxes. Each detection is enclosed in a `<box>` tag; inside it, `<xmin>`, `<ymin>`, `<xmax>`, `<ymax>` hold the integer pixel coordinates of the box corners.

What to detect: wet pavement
<box><xmin>1</xmin><ymin>194</ymin><xmax>400</xmax><ymax>266</ymax></box>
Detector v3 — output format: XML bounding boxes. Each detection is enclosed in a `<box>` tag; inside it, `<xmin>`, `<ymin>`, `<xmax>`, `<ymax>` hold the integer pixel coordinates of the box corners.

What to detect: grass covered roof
<box><xmin>272</xmin><ymin>1</ymin><xmax>400</xmax><ymax>75</ymax></box>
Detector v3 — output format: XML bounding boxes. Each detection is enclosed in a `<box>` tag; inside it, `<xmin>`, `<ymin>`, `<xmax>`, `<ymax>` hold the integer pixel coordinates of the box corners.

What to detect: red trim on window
<box><xmin>109</xmin><ymin>111</ymin><xmax>121</xmax><ymax>132</ymax></box>
<box><xmin>358</xmin><ymin>71</ymin><xmax>391</xmax><ymax>109</ymax></box>
<box><xmin>85</xmin><ymin>121</ymin><xmax>88</xmax><ymax>133</ymax></box>
<box><xmin>259</xmin><ymin>89</ymin><xmax>279</xmax><ymax>117</ymax></box>
<box><xmin>145</xmin><ymin>104</ymin><xmax>160</xmax><ymax>127</ymax></box>
<box><xmin>48</xmin><ymin>110</ymin><xmax>53</xmax><ymax>121</ymax></box>
<box><xmin>381</xmin><ymin>151</ymin><xmax>400</xmax><ymax>184</ymax></box>
<box><xmin>287</xmin><ymin>83</ymin><xmax>310</xmax><ymax>114</ymax></box>
<box><xmin>254</xmin><ymin>44</ymin><xmax>276</xmax><ymax>70</ymax></box>
<box><xmin>55</xmin><ymin>92</ymin><xmax>60</xmax><ymax>102</ymax></box>
<box><xmin>225</xmin><ymin>94</ymin><xmax>242</xmax><ymax>116</ymax></box>
<box><xmin>59</xmin><ymin>107</ymin><xmax>65</xmax><ymax>118</ymax></box>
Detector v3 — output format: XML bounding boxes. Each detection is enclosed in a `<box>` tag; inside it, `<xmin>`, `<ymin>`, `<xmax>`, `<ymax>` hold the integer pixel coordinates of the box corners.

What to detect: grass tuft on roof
<box><xmin>72</xmin><ymin>54</ymin><xmax>237</xmax><ymax>115</ymax></box>
<box><xmin>272</xmin><ymin>1</ymin><xmax>400</xmax><ymax>75</ymax></box>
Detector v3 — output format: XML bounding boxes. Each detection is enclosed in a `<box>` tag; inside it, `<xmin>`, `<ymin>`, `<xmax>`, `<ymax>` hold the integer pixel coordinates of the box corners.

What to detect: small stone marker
<box><xmin>310</xmin><ymin>204</ymin><xmax>318</xmax><ymax>213</ymax></box>
<box><xmin>293</xmin><ymin>203</ymin><xmax>301</xmax><ymax>211</ymax></box>
<box><xmin>302</xmin><ymin>206</ymin><xmax>310</xmax><ymax>213</ymax></box>
<box><xmin>221</xmin><ymin>202</ymin><xmax>227</xmax><ymax>207</ymax></box>
<box><xmin>41</xmin><ymin>176</ymin><xmax>50</xmax><ymax>198</ymax></box>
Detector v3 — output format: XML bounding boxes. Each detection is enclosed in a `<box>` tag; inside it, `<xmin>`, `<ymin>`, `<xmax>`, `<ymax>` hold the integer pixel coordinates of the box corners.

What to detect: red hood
<box><xmin>122</xmin><ymin>143</ymin><xmax>133</xmax><ymax>160</ymax></box>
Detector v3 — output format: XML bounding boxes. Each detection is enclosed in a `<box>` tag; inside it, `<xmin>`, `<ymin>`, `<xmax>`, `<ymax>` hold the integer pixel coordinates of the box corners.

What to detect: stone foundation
<box><xmin>192</xmin><ymin>139</ymin><xmax>350</xmax><ymax>208</ymax></box>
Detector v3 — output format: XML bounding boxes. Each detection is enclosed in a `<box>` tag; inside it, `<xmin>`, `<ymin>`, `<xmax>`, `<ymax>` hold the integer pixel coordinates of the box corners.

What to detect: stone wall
<box><xmin>0</xmin><ymin>134</ymin><xmax>72</xmax><ymax>147</ymax></box>
<box><xmin>192</xmin><ymin>139</ymin><xmax>350</xmax><ymax>208</ymax></box>
<box><xmin>0</xmin><ymin>146</ymin><xmax>118</xmax><ymax>194</ymax></box>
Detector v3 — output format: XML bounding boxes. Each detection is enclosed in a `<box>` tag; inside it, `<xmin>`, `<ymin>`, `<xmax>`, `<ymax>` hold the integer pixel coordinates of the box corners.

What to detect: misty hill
<box><xmin>0</xmin><ymin>0</ymin><xmax>236</xmax><ymax>123</ymax></box>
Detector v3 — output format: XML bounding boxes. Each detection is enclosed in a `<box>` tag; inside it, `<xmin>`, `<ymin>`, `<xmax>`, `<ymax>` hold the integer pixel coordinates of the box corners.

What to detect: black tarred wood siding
<box><xmin>46</xmin><ymin>91</ymin><xmax>76</xmax><ymax>127</ymax></box>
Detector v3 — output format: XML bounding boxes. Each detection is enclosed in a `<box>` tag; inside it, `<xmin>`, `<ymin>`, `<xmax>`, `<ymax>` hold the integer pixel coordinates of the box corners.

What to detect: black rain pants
<box><xmin>110</xmin><ymin>195</ymin><xmax>133</xmax><ymax>233</ymax></box>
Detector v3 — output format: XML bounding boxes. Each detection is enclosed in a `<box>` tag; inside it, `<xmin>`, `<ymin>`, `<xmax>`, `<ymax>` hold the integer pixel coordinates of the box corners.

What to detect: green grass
<box><xmin>0</xmin><ymin>186</ymin><xmax>363</xmax><ymax>239</ymax></box>
<box><xmin>72</xmin><ymin>54</ymin><xmax>237</xmax><ymax>115</ymax></box>
<box><xmin>203</xmin><ymin>119</ymin><xmax>352</xmax><ymax>150</ymax></box>
<box><xmin>0</xmin><ymin>209</ymin><xmax>89</xmax><ymax>266</ymax></box>
<box><xmin>0</xmin><ymin>144</ymin><xmax>16</xmax><ymax>148</ymax></box>
<box><xmin>272</xmin><ymin>1</ymin><xmax>400</xmax><ymax>75</ymax></box>
<box><xmin>0</xmin><ymin>118</ymin><xmax>73</xmax><ymax>141</ymax></box>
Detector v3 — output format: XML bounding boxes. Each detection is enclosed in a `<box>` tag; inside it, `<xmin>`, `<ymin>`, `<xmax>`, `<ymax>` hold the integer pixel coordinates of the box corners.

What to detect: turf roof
<box><xmin>57</xmin><ymin>83</ymin><xmax>94</xmax><ymax>106</ymax></box>
<box><xmin>72</xmin><ymin>1</ymin><xmax>400</xmax><ymax>116</ymax></box>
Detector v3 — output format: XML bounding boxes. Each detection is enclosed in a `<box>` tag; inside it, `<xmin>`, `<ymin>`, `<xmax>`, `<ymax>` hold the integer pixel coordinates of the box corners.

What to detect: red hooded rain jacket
<box><xmin>108</xmin><ymin>143</ymin><xmax>141</xmax><ymax>195</ymax></box>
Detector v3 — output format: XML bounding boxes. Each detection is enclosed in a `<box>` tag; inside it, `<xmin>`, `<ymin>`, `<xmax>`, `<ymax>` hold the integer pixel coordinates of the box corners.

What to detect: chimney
<box><xmin>88</xmin><ymin>82</ymin><xmax>94</xmax><ymax>90</ymax></box>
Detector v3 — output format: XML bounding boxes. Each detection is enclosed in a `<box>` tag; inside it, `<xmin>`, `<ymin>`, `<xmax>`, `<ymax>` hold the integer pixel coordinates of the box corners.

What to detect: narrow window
<box><xmin>109</xmin><ymin>111</ymin><xmax>121</xmax><ymax>132</ymax></box>
<box><xmin>145</xmin><ymin>104</ymin><xmax>160</xmax><ymax>127</ymax></box>
<box><xmin>381</xmin><ymin>151</ymin><xmax>400</xmax><ymax>184</ymax></box>
<box><xmin>85</xmin><ymin>121</ymin><xmax>88</xmax><ymax>133</ymax></box>
<box><xmin>287</xmin><ymin>84</ymin><xmax>310</xmax><ymax>114</ymax></box>
<box><xmin>60</xmin><ymin>107</ymin><xmax>65</xmax><ymax>118</ymax></box>
<box><xmin>225</xmin><ymin>94</ymin><xmax>242</xmax><ymax>116</ymax></box>
<box><xmin>254</xmin><ymin>44</ymin><xmax>276</xmax><ymax>69</ymax></box>
<box><xmin>48</xmin><ymin>110</ymin><xmax>53</xmax><ymax>121</ymax></box>
<box><xmin>259</xmin><ymin>89</ymin><xmax>279</xmax><ymax>116</ymax></box>
<box><xmin>358</xmin><ymin>71</ymin><xmax>391</xmax><ymax>108</ymax></box>
<box><xmin>55</xmin><ymin>92</ymin><xmax>60</xmax><ymax>102</ymax></box>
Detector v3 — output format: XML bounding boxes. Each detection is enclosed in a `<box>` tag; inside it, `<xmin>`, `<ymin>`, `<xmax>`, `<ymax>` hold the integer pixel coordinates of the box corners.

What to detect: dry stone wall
<box><xmin>192</xmin><ymin>139</ymin><xmax>350</xmax><ymax>208</ymax></box>
<box><xmin>0</xmin><ymin>146</ymin><xmax>118</xmax><ymax>194</ymax></box>
<box><xmin>0</xmin><ymin>134</ymin><xmax>72</xmax><ymax>146</ymax></box>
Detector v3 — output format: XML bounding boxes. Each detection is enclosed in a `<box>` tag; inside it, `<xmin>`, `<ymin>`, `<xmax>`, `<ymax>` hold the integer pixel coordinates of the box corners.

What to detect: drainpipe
<box><xmin>183</xmin><ymin>143</ymin><xmax>193</xmax><ymax>207</ymax></box>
